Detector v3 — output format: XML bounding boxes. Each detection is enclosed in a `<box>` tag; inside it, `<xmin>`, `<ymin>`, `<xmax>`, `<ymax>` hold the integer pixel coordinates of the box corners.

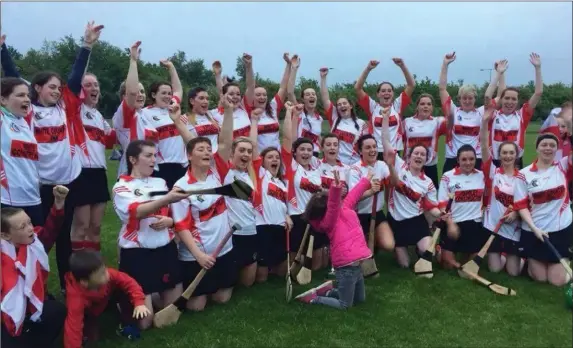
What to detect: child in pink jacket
<box><xmin>295</xmin><ymin>170</ymin><xmax>373</xmax><ymax>309</ymax></box>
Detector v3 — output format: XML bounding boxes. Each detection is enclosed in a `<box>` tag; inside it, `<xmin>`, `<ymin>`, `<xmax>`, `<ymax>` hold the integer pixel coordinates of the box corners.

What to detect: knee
<box><xmin>89</xmin><ymin>221</ymin><xmax>102</xmax><ymax>232</ymax></box>
<box><xmin>528</xmin><ymin>266</ymin><xmax>548</xmax><ymax>283</ymax></box>
<box><xmin>211</xmin><ymin>290</ymin><xmax>232</xmax><ymax>304</ymax></box>
<box><xmin>138</xmin><ymin>315</ymin><xmax>154</xmax><ymax>331</ymax></box>
<box><xmin>548</xmin><ymin>268</ymin><xmax>569</xmax><ymax>287</ymax></box>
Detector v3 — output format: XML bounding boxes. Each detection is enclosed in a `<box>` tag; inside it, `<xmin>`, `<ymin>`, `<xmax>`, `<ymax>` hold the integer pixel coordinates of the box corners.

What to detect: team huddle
<box><xmin>1</xmin><ymin>21</ymin><xmax>573</xmax><ymax>348</ymax></box>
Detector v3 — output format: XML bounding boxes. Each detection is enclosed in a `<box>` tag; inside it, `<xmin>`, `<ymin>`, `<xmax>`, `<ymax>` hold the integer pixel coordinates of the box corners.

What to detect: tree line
<box><xmin>4</xmin><ymin>35</ymin><xmax>572</xmax><ymax>120</ymax></box>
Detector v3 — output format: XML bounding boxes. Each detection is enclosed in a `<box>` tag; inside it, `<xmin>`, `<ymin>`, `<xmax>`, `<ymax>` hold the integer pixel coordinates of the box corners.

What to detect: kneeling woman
<box><xmin>514</xmin><ymin>106</ymin><xmax>573</xmax><ymax>286</ymax></box>
<box><xmin>380</xmin><ymin>113</ymin><xmax>443</xmax><ymax>268</ymax></box>
<box><xmin>171</xmin><ymin>96</ymin><xmax>237</xmax><ymax>311</ymax></box>
<box><xmin>112</xmin><ymin>140</ymin><xmax>189</xmax><ymax>329</ymax></box>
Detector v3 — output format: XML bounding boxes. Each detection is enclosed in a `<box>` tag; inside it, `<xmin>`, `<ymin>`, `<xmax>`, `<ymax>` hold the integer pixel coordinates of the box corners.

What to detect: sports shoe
<box><xmin>295</xmin><ymin>288</ymin><xmax>317</xmax><ymax>304</ymax></box>
<box><xmin>116</xmin><ymin>323</ymin><xmax>141</xmax><ymax>340</ymax></box>
<box><xmin>314</xmin><ymin>280</ymin><xmax>334</xmax><ymax>297</ymax></box>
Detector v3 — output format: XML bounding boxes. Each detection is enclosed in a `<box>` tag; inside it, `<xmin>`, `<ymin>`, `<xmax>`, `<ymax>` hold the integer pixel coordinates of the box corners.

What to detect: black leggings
<box><xmin>1</xmin><ymin>297</ymin><xmax>66</xmax><ymax>348</ymax></box>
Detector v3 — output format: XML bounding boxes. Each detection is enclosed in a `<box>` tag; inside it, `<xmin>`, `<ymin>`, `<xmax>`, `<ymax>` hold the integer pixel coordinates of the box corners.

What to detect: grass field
<box><xmin>47</xmin><ymin>122</ymin><xmax>573</xmax><ymax>348</ymax></box>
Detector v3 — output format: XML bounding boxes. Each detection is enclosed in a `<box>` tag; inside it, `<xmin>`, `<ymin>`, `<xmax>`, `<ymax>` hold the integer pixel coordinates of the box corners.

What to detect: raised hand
<box><xmin>160</xmin><ymin>59</ymin><xmax>174</xmax><ymax>69</ymax></box>
<box><xmin>284</xmin><ymin>101</ymin><xmax>294</xmax><ymax>112</ymax></box>
<box><xmin>495</xmin><ymin>59</ymin><xmax>509</xmax><ymax>74</ymax></box>
<box><xmin>319</xmin><ymin>67</ymin><xmax>329</xmax><ymax>78</ymax></box>
<box><xmin>291</xmin><ymin>54</ymin><xmax>300</xmax><ymax>68</ymax></box>
<box><xmin>529</xmin><ymin>52</ymin><xmax>541</xmax><ymax>67</ymax></box>
<box><xmin>212</xmin><ymin>60</ymin><xmax>222</xmax><ymax>75</ymax></box>
<box><xmin>168</xmin><ymin>102</ymin><xmax>181</xmax><ymax>122</ymax></box>
<box><xmin>222</xmin><ymin>94</ymin><xmax>234</xmax><ymax>110</ymax></box>
<box><xmin>392</xmin><ymin>57</ymin><xmax>405</xmax><ymax>67</ymax></box>
<box><xmin>251</xmin><ymin>108</ymin><xmax>264</xmax><ymax>122</ymax></box>
<box><xmin>293</xmin><ymin>103</ymin><xmax>304</xmax><ymax>116</ymax></box>
<box><xmin>283</xmin><ymin>52</ymin><xmax>290</xmax><ymax>64</ymax></box>
<box><xmin>129</xmin><ymin>41</ymin><xmax>141</xmax><ymax>61</ymax></box>
<box><xmin>83</xmin><ymin>21</ymin><xmax>104</xmax><ymax>48</ymax></box>
<box><xmin>367</xmin><ymin>60</ymin><xmax>379</xmax><ymax>71</ymax></box>
<box><xmin>444</xmin><ymin>52</ymin><xmax>456</xmax><ymax>65</ymax></box>
<box><xmin>242</xmin><ymin>53</ymin><xmax>253</xmax><ymax>66</ymax></box>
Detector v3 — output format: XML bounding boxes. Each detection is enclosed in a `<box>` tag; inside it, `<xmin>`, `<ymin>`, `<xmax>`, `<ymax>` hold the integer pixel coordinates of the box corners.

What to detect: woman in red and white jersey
<box><xmin>402</xmin><ymin>93</ymin><xmax>447</xmax><ymax>187</ymax></box>
<box><xmin>244</xmin><ymin>53</ymin><xmax>292</xmax><ymax>151</ymax></box>
<box><xmin>319</xmin><ymin>67</ymin><xmax>366</xmax><ymax>165</ymax></box>
<box><xmin>381</xmin><ymin>114</ymin><xmax>444</xmax><ymax>268</ymax></box>
<box><xmin>70</xmin><ymin>72</ymin><xmax>117</xmax><ymax>253</ymax></box>
<box><xmin>112</xmin><ymin>139</ymin><xmax>189</xmax><ymax>329</ymax></box>
<box><xmin>347</xmin><ymin>134</ymin><xmax>395</xmax><ymax>252</ymax></box>
<box><xmin>355</xmin><ymin>58</ymin><xmax>415</xmax><ymax>160</ymax></box>
<box><xmin>250</xmin><ymin>105</ymin><xmax>293</xmax><ymax>283</ymax></box>
<box><xmin>212</xmin><ymin>55</ymin><xmax>254</xmax><ymax>140</ymax></box>
<box><xmin>287</xmin><ymin>56</ymin><xmax>324</xmax><ymax>157</ymax></box>
<box><xmin>170</xmin><ymin>95</ymin><xmax>237</xmax><ymax>311</ymax></box>
<box><xmin>141</xmin><ymin>58</ymin><xmax>185</xmax><ymax>190</ymax></box>
<box><xmin>479</xmin><ymin>104</ymin><xmax>523</xmax><ymax>276</ymax></box>
<box><xmin>438</xmin><ymin>52</ymin><xmax>506</xmax><ymax>173</ymax></box>
<box><xmin>513</xmin><ymin>105</ymin><xmax>573</xmax><ymax>286</ymax></box>
<box><xmin>0</xmin><ymin>77</ymin><xmax>42</xmax><ymax>226</ymax></box>
<box><xmin>112</xmin><ymin>41</ymin><xmax>158</xmax><ymax>179</ymax></box>
<box><xmin>539</xmin><ymin>103</ymin><xmax>572</xmax><ymax>161</ymax></box>
<box><xmin>283</xmin><ymin>103</ymin><xmax>325</xmax><ymax>270</ymax></box>
<box><xmin>437</xmin><ymin>145</ymin><xmax>488</xmax><ymax>269</ymax></box>
<box><xmin>2</xmin><ymin>22</ymin><xmax>103</xmax><ymax>292</ymax></box>
<box><xmin>183</xmin><ymin>86</ymin><xmax>222</xmax><ymax>153</ymax></box>
<box><xmin>485</xmin><ymin>54</ymin><xmax>543</xmax><ymax>168</ymax></box>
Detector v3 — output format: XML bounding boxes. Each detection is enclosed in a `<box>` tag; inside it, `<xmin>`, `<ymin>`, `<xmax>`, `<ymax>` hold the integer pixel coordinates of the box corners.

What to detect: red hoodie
<box><xmin>63</xmin><ymin>268</ymin><xmax>146</xmax><ymax>348</ymax></box>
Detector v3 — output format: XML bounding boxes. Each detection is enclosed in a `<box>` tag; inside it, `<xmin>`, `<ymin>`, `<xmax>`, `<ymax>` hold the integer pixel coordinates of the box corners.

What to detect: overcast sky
<box><xmin>2</xmin><ymin>2</ymin><xmax>572</xmax><ymax>86</ymax></box>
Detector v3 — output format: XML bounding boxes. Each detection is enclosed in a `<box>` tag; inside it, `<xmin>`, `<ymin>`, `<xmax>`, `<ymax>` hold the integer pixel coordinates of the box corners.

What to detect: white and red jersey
<box><xmin>315</xmin><ymin>159</ymin><xmax>349</xmax><ymax>190</ymax></box>
<box><xmin>27</xmin><ymin>103</ymin><xmax>82</xmax><ymax>185</ymax></box>
<box><xmin>403</xmin><ymin>115</ymin><xmax>447</xmax><ymax>166</ymax></box>
<box><xmin>539</xmin><ymin>107</ymin><xmax>562</xmax><ymax>139</ymax></box>
<box><xmin>171</xmin><ymin>153</ymin><xmax>232</xmax><ymax>261</ymax></box>
<box><xmin>514</xmin><ymin>157</ymin><xmax>573</xmax><ymax>233</ymax></box>
<box><xmin>214</xmin><ymin>101</ymin><xmax>251</xmax><ymax>140</ymax></box>
<box><xmin>252</xmin><ymin>158</ymin><xmax>288</xmax><ymax>226</ymax></box>
<box><xmin>387</xmin><ymin>152</ymin><xmax>438</xmax><ymax>221</ymax></box>
<box><xmin>357</xmin><ymin>92</ymin><xmax>411</xmax><ymax>152</ymax></box>
<box><xmin>112</xmin><ymin>175</ymin><xmax>174</xmax><ymax>249</ymax></box>
<box><xmin>488</xmin><ymin>101</ymin><xmax>533</xmax><ymax>160</ymax></box>
<box><xmin>112</xmin><ymin>101</ymin><xmax>159</xmax><ymax>178</ymax></box>
<box><xmin>324</xmin><ymin>102</ymin><xmax>367</xmax><ymax>165</ymax></box>
<box><xmin>79</xmin><ymin>105</ymin><xmax>116</xmax><ymax>169</ymax></box>
<box><xmin>0</xmin><ymin>110</ymin><xmax>40</xmax><ymax>206</ymax></box>
<box><xmin>246</xmin><ymin>95</ymin><xmax>283</xmax><ymax>151</ymax></box>
<box><xmin>141</xmin><ymin>106</ymin><xmax>187</xmax><ymax>166</ymax></box>
<box><xmin>297</xmin><ymin>110</ymin><xmax>324</xmax><ymax>153</ymax></box>
<box><xmin>438</xmin><ymin>167</ymin><xmax>485</xmax><ymax>223</ymax></box>
<box><xmin>348</xmin><ymin>159</ymin><xmax>391</xmax><ymax>215</ymax></box>
<box><xmin>282</xmin><ymin>147</ymin><xmax>322</xmax><ymax>216</ymax></box>
<box><xmin>224</xmin><ymin>166</ymin><xmax>256</xmax><ymax>236</ymax></box>
<box><xmin>183</xmin><ymin>112</ymin><xmax>221</xmax><ymax>153</ymax></box>
<box><xmin>442</xmin><ymin>97</ymin><xmax>484</xmax><ymax>159</ymax></box>
<box><xmin>482</xmin><ymin>159</ymin><xmax>521</xmax><ymax>241</ymax></box>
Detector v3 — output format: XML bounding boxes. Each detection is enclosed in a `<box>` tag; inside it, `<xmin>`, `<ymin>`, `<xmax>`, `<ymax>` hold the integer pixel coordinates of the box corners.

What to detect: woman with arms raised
<box><xmin>354</xmin><ymin>58</ymin><xmax>415</xmax><ymax>160</ymax></box>
<box><xmin>183</xmin><ymin>86</ymin><xmax>221</xmax><ymax>152</ymax></box>
<box><xmin>513</xmin><ymin>104</ymin><xmax>572</xmax><ymax>286</ymax></box>
<box><xmin>484</xmin><ymin>54</ymin><xmax>543</xmax><ymax>168</ymax></box>
<box><xmin>438</xmin><ymin>52</ymin><xmax>506</xmax><ymax>173</ymax></box>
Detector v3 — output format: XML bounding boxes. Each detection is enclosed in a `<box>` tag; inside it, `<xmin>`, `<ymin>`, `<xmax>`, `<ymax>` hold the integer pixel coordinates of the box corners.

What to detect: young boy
<box><xmin>1</xmin><ymin>185</ymin><xmax>69</xmax><ymax>348</ymax></box>
<box><xmin>63</xmin><ymin>250</ymin><xmax>150</xmax><ymax>348</ymax></box>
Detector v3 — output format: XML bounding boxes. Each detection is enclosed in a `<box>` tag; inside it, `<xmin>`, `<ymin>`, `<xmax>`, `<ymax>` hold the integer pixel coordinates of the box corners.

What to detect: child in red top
<box><xmin>63</xmin><ymin>250</ymin><xmax>150</xmax><ymax>348</ymax></box>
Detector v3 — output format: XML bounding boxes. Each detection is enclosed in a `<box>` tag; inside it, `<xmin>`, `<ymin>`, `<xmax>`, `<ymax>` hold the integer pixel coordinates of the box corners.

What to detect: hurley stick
<box><xmin>296</xmin><ymin>234</ymin><xmax>314</xmax><ymax>285</ymax></box>
<box><xmin>542</xmin><ymin>235</ymin><xmax>573</xmax><ymax>278</ymax></box>
<box><xmin>361</xmin><ymin>195</ymin><xmax>379</xmax><ymax>278</ymax></box>
<box><xmin>290</xmin><ymin>224</ymin><xmax>311</xmax><ymax>278</ymax></box>
<box><xmin>286</xmin><ymin>225</ymin><xmax>293</xmax><ymax>302</ymax></box>
<box><xmin>458</xmin><ymin>267</ymin><xmax>517</xmax><ymax>296</ymax></box>
<box><xmin>149</xmin><ymin>179</ymin><xmax>253</xmax><ymax>201</ymax></box>
<box><xmin>153</xmin><ymin>223</ymin><xmax>242</xmax><ymax>328</ymax></box>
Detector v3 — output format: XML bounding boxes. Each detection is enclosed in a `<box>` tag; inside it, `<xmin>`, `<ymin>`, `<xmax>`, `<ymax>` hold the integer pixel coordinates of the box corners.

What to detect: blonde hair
<box><xmin>457</xmin><ymin>84</ymin><xmax>478</xmax><ymax>98</ymax></box>
<box><xmin>232</xmin><ymin>137</ymin><xmax>257</xmax><ymax>192</ymax></box>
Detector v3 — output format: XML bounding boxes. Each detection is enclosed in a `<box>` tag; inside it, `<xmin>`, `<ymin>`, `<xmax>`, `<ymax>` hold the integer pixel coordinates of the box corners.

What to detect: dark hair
<box><xmin>332</xmin><ymin>98</ymin><xmax>360</xmax><ymax>132</ymax></box>
<box><xmin>376</xmin><ymin>81</ymin><xmax>394</xmax><ymax>94</ymax></box>
<box><xmin>292</xmin><ymin>137</ymin><xmax>313</xmax><ymax>159</ymax></box>
<box><xmin>260</xmin><ymin>147</ymin><xmax>285</xmax><ymax>184</ymax></box>
<box><xmin>356</xmin><ymin>134</ymin><xmax>376</xmax><ymax>156</ymax></box>
<box><xmin>500</xmin><ymin>87</ymin><xmax>520</xmax><ymax>100</ymax></box>
<box><xmin>222</xmin><ymin>82</ymin><xmax>241</xmax><ymax>96</ymax></box>
<box><xmin>30</xmin><ymin>71</ymin><xmax>63</xmax><ymax>104</ymax></box>
<box><xmin>186</xmin><ymin>136</ymin><xmax>212</xmax><ymax>154</ymax></box>
<box><xmin>498</xmin><ymin>141</ymin><xmax>519</xmax><ymax>159</ymax></box>
<box><xmin>302</xmin><ymin>191</ymin><xmax>329</xmax><ymax>222</ymax></box>
<box><xmin>321</xmin><ymin>133</ymin><xmax>339</xmax><ymax>148</ymax></box>
<box><xmin>1</xmin><ymin>77</ymin><xmax>28</xmax><ymax>99</ymax></box>
<box><xmin>148</xmin><ymin>81</ymin><xmax>172</xmax><ymax>104</ymax></box>
<box><xmin>536</xmin><ymin>133</ymin><xmax>559</xmax><ymax>148</ymax></box>
<box><xmin>188</xmin><ymin>86</ymin><xmax>207</xmax><ymax>110</ymax></box>
<box><xmin>300</xmin><ymin>88</ymin><xmax>316</xmax><ymax>132</ymax></box>
<box><xmin>126</xmin><ymin>140</ymin><xmax>156</xmax><ymax>175</ymax></box>
<box><xmin>69</xmin><ymin>250</ymin><xmax>104</xmax><ymax>281</ymax></box>
<box><xmin>456</xmin><ymin>144</ymin><xmax>477</xmax><ymax>161</ymax></box>
<box><xmin>1</xmin><ymin>207</ymin><xmax>25</xmax><ymax>233</ymax></box>
<box><xmin>254</xmin><ymin>86</ymin><xmax>274</xmax><ymax>119</ymax></box>
<box><xmin>408</xmin><ymin>143</ymin><xmax>431</xmax><ymax>161</ymax></box>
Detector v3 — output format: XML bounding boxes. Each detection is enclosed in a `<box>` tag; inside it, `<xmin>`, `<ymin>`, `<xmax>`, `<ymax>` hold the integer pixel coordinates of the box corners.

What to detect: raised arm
<box><xmin>382</xmin><ymin>111</ymin><xmax>399</xmax><ymax>186</ymax></box>
<box><xmin>494</xmin><ymin>61</ymin><xmax>506</xmax><ymax>105</ymax></box>
<box><xmin>287</xmin><ymin>55</ymin><xmax>300</xmax><ymax>103</ymax></box>
<box><xmin>484</xmin><ymin>60</ymin><xmax>508</xmax><ymax>100</ymax></box>
<box><xmin>354</xmin><ymin>60</ymin><xmax>379</xmax><ymax>100</ymax></box>
<box><xmin>250</xmin><ymin>108</ymin><xmax>263</xmax><ymax>159</ymax></box>
<box><xmin>439</xmin><ymin>52</ymin><xmax>456</xmax><ymax>106</ymax></box>
<box><xmin>392</xmin><ymin>58</ymin><xmax>415</xmax><ymax>97</ymax></box>
<box><xmin>169</xmin><ymin>102</ymin><xmax>195</xmax><ymax>145</ymax></box>
<box><xmin>217</xmin><ymin>94</ymin><xmax>235</xmax><ymax>161</ymax></box>
<box><xmin>68</xmin><ymin>21</ymin><xmax>103</xmax><ymax>96</ymax></box>
<box><xmin>212</xmin><ymin>61</ymin><xmax>224</xmax><ymax>98</ymax></box>
<box><xmin>319</xmin><ymin>67</ymin><xmax>331</xmax><ymax>110</ymax></box>
<box><xmin>124</xmin><ymin>41</ymin><xmax>141</xmax><ymax>109</ymax></box>
<box><xmin>480</xmin><ymin>104</ymin><xmax>495</xmax><ymax>164</ymax></box>
<box><xmin>276</xmin><ymin>53</ymin><xmax>292</xmax><ymax>102</ymax></box>
<box><xmin>160</xmin><ymin>59</ymin><xmax>183</xmax><ymax>101</ymax></box>
<box><xmin>526</xmin><ymin>53</ymin><xmax>543</xmax><ymax>112</ymax></box>
<box><xmin>0</xmin><ymin>35</ymin><xmax>21</xmax><ymax>78</ymax></box>
<box><xmin>243</xmin><ymin>53</ymin><xmax>255</xmax><ymax>106</ymax></box>
<box><xmin>291</xmin><ymin>104</ymin><xmax>303</xmax><ymax>145</ymax></box>
<box><xmin>282</xmin><ymin>102</ymin><xmax>295</xmax><ymax>150</ymax></box>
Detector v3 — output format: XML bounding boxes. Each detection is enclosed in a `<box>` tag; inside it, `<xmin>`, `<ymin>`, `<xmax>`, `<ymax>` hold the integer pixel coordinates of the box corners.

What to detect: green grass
<box><xmin>48</xmin><ymin>122</ymin><xmax>572</xmax><ymax>348</ymax></box>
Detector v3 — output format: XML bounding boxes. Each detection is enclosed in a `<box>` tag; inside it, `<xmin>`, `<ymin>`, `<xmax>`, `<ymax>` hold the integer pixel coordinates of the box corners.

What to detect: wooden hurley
<box><xmin>285</xmin><ymin>225</ymin><xmax>293</xmax><ymax>302</ymax></box>
<box><xmin>290</xmin><ymin>225</ymin><xmax>311</xmax><ymax>278</ymax></box>
<box><xmin>361</xmin><ymin>195</ymin><xmax>379</xmax><ymax>278</ymax></box>
<box><xmin>296</xmin><ymin>235</ymin><xmax>314</xmax><ymax>285</ymax></box>
<box><xmin>153</xmin><ymin>223</ymin><xmax>242</xmax><ymax>328</ymax></box>
<box><xmin>459</xmin><ymin>206</ymin><xmax>513</xmax><ymax>278</ymax></box>
<box><xmin>149</xmin><ymin>179</ymin><xmax>253</xmax><ymax>201</ymax></box>
<box><xmin>458</xmin><ymin>267</ymin><xmax>517</xmax><ymax>296</ymax></box>
<box><xmin>414</xmin><ymin>196</ymin><xmax>454</xmax><ymax>278</ymax></box>
<box><xmin>543</xmin><ymin>235</ymin><xmax>573</xmax><ymax>278</ymax></box>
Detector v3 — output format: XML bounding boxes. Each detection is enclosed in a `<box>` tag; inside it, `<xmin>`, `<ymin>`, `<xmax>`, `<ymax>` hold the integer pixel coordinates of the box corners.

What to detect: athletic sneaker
<box><xmin>314</xmin><ymin>280</ymin><xmax>334</xmax><ymax>297</ymax></box>
<box><xmin>295</xmin><ymin>289</ymin><xmax>317</xmax><ymax>304</ymax></box>
<box><xmin>117</xmin><ymin>323</ymin><xmax>141</xmax><ymax>340</ymax></box>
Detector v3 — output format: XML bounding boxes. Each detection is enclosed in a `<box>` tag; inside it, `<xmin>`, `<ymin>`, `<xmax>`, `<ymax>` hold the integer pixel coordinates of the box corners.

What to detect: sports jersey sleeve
<box><xmin>559</xmin><ymin>156</ymin><xmax>573</xmax><ymax>181</ymax></box>
<box><xmin>441</xmin><ymin>96</ymin><xmax>457</xmax><ymax>119</ymax></box>
<box><xmin>513</xmin><ymin>173</ymin><xmax>529</xmax><ymax>211</ymax></box>
<box><xmin>272</xmin><ymin>94</ymin><xmax>284</xmax><ymax>115</ymax></box>
<box><xmin>357</xmin><ymin>95</ymin><xmax>376</xmax><ymax>126</ymax></box>
<box><xmin>35</xmin><ymin>205</ymin><xmax>65</xmax><ymax>253</ymax></box>
<box><xmin>63</xmin><ymin>291</ymin><xmax>86</xmax><ymax>348</ymax></box>
<box><xmin>438</xmin><ymin>173</ymin><xmax>451</xmax><ymax>209</ymax></box>
<box><xmin>521</xmin><ymin>102</ymin><xmax>534</xmax><ymax>127</ymax></box>
<box><xmin>324</xmin><ymin>101</ymin><xmax>336</xmax><ymax>126</ymax></box>
<box><xmin>112</xmin><ymin>183</ymin><xmax>137</xmax><ymax>223</ymax></box>
<box><xmin>108</xmin><ymin>269</ymin><xmax>146</xmax><ymax>307</ymax></box>
<box><xmin>437</xmin><ymin>116</ymin><xmax>448</xmax><ymax>137</ymax></box>
<box><xmin>394</xmin><ymin>92</ymin><xmax>412</xmax><ymax>115</ymax></box>
<box><xmin>423</xmin><ymin>181</ymin><xmax>439</xmax><ymax>210</ymax></box>
<box><xmin>213</xmin><ymin>152</ymin><xmax>230</xmax><ymax>180</ymax></box>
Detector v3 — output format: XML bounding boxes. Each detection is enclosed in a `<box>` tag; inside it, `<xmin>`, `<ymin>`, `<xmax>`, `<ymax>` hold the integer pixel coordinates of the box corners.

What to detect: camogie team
<box><xmin>1</xmin><ymin>22</ymin><xmax>572</xmax><ymax>348</ymax></box>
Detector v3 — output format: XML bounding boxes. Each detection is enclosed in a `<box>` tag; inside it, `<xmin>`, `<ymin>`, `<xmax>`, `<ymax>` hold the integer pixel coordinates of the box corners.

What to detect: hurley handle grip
<box><xmin>211</xmin><ymin>223</ymin><xmax>241</xmax><ymax>258</ymax></box>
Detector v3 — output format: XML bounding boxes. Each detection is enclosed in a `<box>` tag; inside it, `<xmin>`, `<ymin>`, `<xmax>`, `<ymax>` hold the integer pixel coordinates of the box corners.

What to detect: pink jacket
<box><xmin>310</xmin><ymin>177</ymin><xmax>373</xmax><ymax>268</ymax></box>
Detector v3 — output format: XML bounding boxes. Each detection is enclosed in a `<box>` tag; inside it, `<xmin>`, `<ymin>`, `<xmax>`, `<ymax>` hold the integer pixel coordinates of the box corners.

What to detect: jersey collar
<box><xmin>453</xmin><ymin>167</ymin><xmax>479</xmax><ymax>175</ymax></box>
<box><xmin>529</xmin><ymin>159</ymin><xmax>558</xmax><ymax>172</ymax></box>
